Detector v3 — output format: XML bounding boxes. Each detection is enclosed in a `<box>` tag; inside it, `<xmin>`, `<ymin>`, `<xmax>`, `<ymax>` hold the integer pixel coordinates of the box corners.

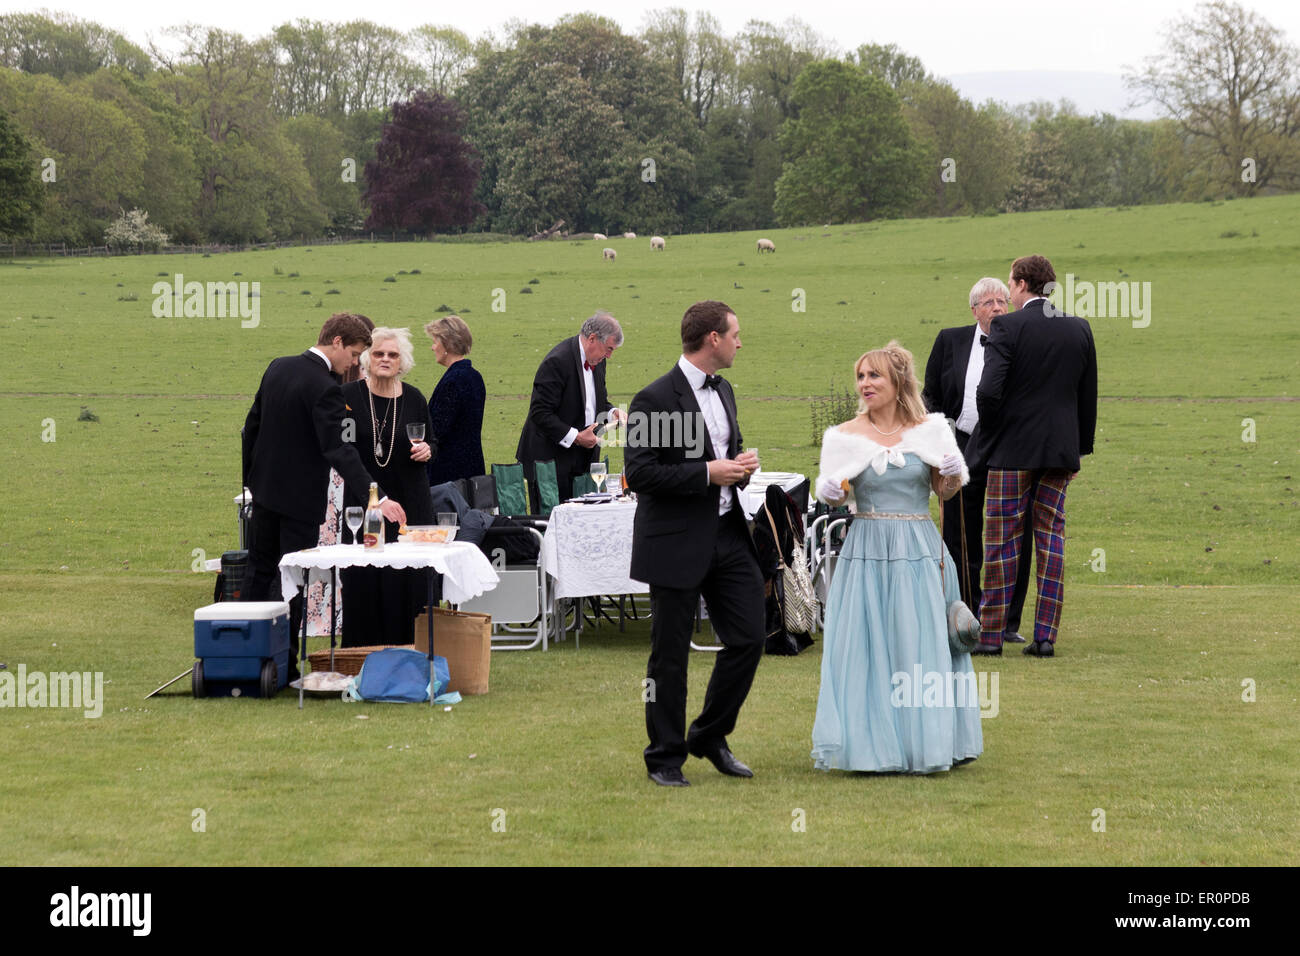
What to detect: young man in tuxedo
<box><xmin>922</xmin><ymin>277</ymin><xmax>1032</xmax><ymax>652</ymax></box>
<box><xmin>626</xmin><ymin>301</ymin><xmax>763</xmax><ymax>787</ymax></box>
<box><xmin>968</xmin><ymin>256</ymin><xmax>1098</xmax><ymax>657</ymax></box>
<box><xmin>241</xmin><ymin>313</ymin><xmax>407</xmax><ymax>673</ymax></box>
<box><xmin>515</xmin><ymin>312</ymin><xmax>624</xmax><ymax>508</ymax></box>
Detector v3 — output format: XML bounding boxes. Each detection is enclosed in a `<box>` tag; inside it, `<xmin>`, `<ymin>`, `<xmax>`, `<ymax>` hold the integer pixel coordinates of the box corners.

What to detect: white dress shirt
<box><xmin>678</xmin><ymin>355</ymin><xmax>733</xmax><ymax>515</ymax></box>
<box><xmin>560</xmin><ymin>342</ymin><xmax>597</xmax><ymax>449</ymax></box>
<box><xmin>956</xmin><ymin>328</ymin><xmax>985</xmax><ymax>436</ymax></box>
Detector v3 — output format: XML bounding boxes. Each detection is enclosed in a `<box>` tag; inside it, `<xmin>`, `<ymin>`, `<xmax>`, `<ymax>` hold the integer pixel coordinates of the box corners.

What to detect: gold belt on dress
<box><xmin>847</xmin><ymin>511</ymin><xmax>930</xmax><ymax>521</ymax></box>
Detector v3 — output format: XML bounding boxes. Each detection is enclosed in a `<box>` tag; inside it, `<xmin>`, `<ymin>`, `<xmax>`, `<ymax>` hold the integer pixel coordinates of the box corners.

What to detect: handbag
<box><xmin>939</xmin><ymin>487</ymin><xmax>982</xmax><ymax>655</ymax></box>
<box><xmin>763</xmin><ymin>507</ymin><xmax>818</xmax><ymax>635</ymax></box>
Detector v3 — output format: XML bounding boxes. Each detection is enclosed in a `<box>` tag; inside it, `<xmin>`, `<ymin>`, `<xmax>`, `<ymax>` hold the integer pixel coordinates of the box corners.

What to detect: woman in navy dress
<box><xmin>424</xmin><ymin>315</ymin><xmax>486</xmax><ymax>485</ymax></box>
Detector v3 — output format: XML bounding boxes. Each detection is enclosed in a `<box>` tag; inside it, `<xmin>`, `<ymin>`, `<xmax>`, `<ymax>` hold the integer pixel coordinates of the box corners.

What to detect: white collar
<box><xmin>678</xmin><ymin>354</ymin><xmax>710</xmax><ymax>389</ymax></box>
<box><xmin>308</xmin><ymin>346</ymin><xmax>331</xmax><ymax>370</ymax></box>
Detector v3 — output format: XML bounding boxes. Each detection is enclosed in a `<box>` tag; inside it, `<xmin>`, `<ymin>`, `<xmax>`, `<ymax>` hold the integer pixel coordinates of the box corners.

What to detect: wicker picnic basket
<box><xmin>306</xmin><ymin>644</ymin><xmax>402</xmax><ymax>677</ymax></box>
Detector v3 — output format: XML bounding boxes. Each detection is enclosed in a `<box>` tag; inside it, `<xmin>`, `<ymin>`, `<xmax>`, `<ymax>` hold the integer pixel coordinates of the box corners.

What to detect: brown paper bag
<box><xmin>414</xmin><ymin>608</ymin><xmax>491</xmax><ymax>695</ymax></box>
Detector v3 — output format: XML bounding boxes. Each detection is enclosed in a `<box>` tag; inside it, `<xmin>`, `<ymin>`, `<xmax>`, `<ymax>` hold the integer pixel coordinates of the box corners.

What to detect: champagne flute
<box><xmin>344</xmin><ymin>506</ymin><xmax>364</xmax><ymax>546</ymax></box>
<box><xmin>589</xmin><ymin>461</ymin><xmax>607</xmax><ymax>494</ymax></box>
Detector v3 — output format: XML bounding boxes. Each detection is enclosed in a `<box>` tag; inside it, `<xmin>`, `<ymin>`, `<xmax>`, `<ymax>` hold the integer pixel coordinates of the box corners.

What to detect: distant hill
<box><xmin>945</xmin><ymin>70</ymin><xmax>1162</xmax><ymax>120</ymax></box>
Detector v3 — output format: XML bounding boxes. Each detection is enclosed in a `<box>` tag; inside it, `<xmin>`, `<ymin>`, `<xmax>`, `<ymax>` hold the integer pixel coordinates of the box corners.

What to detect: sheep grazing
<box><xmin>757</xmin><ymin>238</ymin><xmax>776</xmax><ymax>253</ymax></box>
<box><xmin>623</xmin><ymin>231</ymin><xmax>636</xmax><ymax>239</ymax></box>
<box><xmin>593</xmin><ymin>233</ymin><xmax>607</xmax><ymax>240</ymax></box>
<box><xmin>650</xmin><ymin>236</ymin><xmax>665</xmax><ymax>251</ymax></box>
<box><xmin>603</xmin><ymin>247</ymin><xmax>617</xmax><ymax>260</ymax></box>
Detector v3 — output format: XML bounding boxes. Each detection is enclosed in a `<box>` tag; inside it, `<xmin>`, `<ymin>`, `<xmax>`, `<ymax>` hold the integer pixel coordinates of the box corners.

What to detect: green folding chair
<box><xmin>533</xmin><ymin>459</ymin><xmax>561</xmax><ymax>518</ymax></box>
<box><xmin>570</xmin><ymin>457</ymin><xmax>610</xmax><ymax>498</ymax></box>
<box><xmin>492</xmin><ymin>462</ymin><xmax>529</xmax><ymax>517</ymax></box>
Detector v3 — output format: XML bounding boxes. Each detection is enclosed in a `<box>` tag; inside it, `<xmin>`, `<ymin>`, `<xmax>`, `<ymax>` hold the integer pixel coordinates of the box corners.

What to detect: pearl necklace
<box><xmin>865</xmin><ymin>414</ymin><xmax>903</xmax><ymax>436</ymax></box>
<box><xmin>368</xmin><ymin>386</ymin><xmax>400</xmax><ymax>467</ymax></box>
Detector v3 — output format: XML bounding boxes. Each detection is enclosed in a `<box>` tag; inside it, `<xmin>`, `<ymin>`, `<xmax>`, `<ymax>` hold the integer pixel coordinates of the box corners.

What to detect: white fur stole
<box><xmin>814</xmin><ymin>412</ymin><xmax>969</xmax><ymax>508</ymax></box>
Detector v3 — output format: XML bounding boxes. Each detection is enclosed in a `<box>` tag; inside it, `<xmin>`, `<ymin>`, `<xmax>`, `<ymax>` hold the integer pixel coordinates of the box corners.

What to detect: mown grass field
<box><xmin>1</xmin><ymin>196</ymin><xmax>1297</xmax><ymax>865</ymax></box>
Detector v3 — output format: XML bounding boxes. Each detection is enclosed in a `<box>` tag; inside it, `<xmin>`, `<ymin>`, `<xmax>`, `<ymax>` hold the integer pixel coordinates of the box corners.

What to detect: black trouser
<box><xmin>948</xmin><ymin>432</ymin><xmax>1032</xmax><ymax>633</ymax></box>
<box><xmin>644</xmin><ymin>511</ymin><xmax>766</xmax><ymax>773</ymax></box>
<box><xmin>244</xmin><ymin>503</ymin><xmax>317</xmax><ymax>671</ymax></box>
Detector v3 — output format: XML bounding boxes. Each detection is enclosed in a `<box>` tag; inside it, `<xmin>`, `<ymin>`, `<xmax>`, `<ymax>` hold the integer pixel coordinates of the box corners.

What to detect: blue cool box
<box><xmin>193</xmin><ymin>601</ymin><xmax>291</xmax><ymax>697</ymax></box>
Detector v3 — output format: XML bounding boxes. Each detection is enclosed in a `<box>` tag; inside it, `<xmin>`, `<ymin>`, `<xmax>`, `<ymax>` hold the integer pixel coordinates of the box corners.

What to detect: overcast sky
<box><xmin>5</xmin><ymin>0</ymin><xmax>1299</xmax><ymax>81</ymax></box>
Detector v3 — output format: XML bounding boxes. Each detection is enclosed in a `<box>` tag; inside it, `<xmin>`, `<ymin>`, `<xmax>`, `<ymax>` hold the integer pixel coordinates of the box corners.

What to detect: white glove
<box><xmin>939</xmin><ymin>454</ymin><xmax>963</xmax><ymax>478</ymax></box>
<box><xmin>817</xmin><ymin>476</ymin><xmax>847</xmax><ymax>503</ymax></box>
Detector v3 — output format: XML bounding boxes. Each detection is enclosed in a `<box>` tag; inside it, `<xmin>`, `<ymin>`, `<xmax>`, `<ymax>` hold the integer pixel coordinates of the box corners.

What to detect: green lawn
<box><xmin>2</xmin><ymin>196</ymin><xmax>1297</xmax><ymax>865</ymax></box>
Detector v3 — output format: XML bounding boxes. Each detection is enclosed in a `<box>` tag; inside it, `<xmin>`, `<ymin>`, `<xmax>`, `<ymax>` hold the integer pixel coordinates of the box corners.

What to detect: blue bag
<box><xmin>344</xmin><ymin>648</ymin><xmax>461</xmax><ymax>704</ymax></box>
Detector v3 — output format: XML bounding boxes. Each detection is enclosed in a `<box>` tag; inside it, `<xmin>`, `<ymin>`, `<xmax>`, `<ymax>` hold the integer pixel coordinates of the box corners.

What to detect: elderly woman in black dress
<box><xmin>339</xmin><ymin>326</ymin><xmax>436</xmax><ymax>647</ymax></box>
<box><xmin>424</xmin><ymin>315</ymin><xmax>486</xmax><ymax>486</ymax></box>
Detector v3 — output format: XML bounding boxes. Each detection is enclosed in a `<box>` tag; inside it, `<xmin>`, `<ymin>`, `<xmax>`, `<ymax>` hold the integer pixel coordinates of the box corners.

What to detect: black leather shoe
<box><xmin>1003</xmin><ymin>631</ymin><xmax>1027</xmax><ymax>644</ymax></box>
<box><xmin>1023</xmin><ymin>640</ymin><xmax>1055</xmax><ymax>657</ymax></box>
<box><xmin>971</xmin><ymin>643</ymin><xmax>1002</xmax><ymax>656</ymax></box>
<box><xmin>693</xmin><ymin>745</ymin><xmax>754</xmax><ymax>778</ymax></box>
<box><xmin>648</xmin><ymin>767</ymin><xmax>690</xmax><ymax>787</ymax></box>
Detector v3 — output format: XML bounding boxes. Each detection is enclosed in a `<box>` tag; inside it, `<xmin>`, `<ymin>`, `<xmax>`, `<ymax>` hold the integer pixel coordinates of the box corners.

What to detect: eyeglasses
<box><xmin>976</xmin><ymin>298</ymin><xmax>1007</xmax><ymax>309</ymax></box>
<box><xmin>371</xmin><ymin>350</ymin><xmax>400</xmax><ymax>358</ymax></box>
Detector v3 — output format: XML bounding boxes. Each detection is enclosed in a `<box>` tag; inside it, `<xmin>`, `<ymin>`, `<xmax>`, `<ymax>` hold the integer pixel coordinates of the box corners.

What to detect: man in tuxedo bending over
<box><xmin>922</xmin><ymin>277</ymin><xmax>1031</xmax><ymax>652</ymax></box>
<box><xmin>516</xmin><ymin>311</ymin><xmax>624</xmax><ymax>507</ymax></box>
<box><xmin>626</xmin><ymin>301</ymin><xmax>763</xmax><ymax>787</ymax></box>
<box><xmin>242</xmin><ymin>313</ymin><xmax>407</xmax><ymax>672</ymax></box>
<box><xmin>967</xmin><ymin>256</ymin><xmax>1098</xmax><ymax>658</ymax></box>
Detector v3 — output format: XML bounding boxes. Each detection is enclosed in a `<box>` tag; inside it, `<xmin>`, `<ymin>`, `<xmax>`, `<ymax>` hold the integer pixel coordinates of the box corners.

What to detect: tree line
<box><xmin>2</xmin><ymin>2</ymin><xmax>1297</xmax><ymax>245</ymax></box>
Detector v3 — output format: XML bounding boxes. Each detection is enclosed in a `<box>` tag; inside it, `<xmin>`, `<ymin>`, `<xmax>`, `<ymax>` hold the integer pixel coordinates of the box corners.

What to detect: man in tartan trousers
<box><xmin>966</xmin><ymin>255</ymin><xmax>1098</xmax><ymax>657</ymax></box>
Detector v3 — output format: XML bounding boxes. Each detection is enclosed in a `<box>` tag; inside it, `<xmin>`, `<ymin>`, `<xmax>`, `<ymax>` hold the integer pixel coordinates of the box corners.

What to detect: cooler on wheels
<box><xmin>193</xmin><ymin>601</ymin><xmax>291</xmax><ymax>698</ymax></box>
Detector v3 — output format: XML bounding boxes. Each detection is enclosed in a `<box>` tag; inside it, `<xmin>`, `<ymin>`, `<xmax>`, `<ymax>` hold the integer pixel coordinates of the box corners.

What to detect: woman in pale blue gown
<box><xmin>812</xmin><ymin>342</ymin><xmax>983</xmax><ymax>773</ymax></box>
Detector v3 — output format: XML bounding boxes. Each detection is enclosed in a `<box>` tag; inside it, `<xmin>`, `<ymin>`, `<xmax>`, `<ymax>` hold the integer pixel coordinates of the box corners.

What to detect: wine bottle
<box><xmin>363</xmin><ymin>482</ymin><xmax>384</xmax><ymax>551</ymax></box>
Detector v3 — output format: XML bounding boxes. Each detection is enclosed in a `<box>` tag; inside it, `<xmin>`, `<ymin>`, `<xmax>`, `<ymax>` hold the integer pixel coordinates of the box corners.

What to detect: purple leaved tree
<box><xmin>364</xmin><ymin>90</ymin><xmax>484</xmax><ymax>233</ymax></box>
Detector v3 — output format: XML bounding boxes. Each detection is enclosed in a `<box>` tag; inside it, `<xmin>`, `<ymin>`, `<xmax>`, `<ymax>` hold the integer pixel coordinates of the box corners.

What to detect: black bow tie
<box><xmin>703</xmin><ymin>374</ymin><xmax>723</xmax><ymax>390</ymax></box>
<box><xmin>979</xmin><ymin>334</ymin><xmax>988</xmax><ymax>346</ymax></box>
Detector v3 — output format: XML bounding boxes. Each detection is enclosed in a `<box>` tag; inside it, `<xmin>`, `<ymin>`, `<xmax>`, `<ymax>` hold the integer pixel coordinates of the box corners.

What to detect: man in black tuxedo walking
<box><xmin>922</xmin><ymin>277</ymin><xmax>1031</xmax><ymax>652</ymax></box>
<box><xmin>242</xmin><ymin>313</ymin><xmax>407</xmax><ymax>670</ymax></box>
<box><xmin>515</xmin><ymin>312</ymin><xmax>623</xmax><ymax>507</ymax></box>
<box><xmin>626</xmin><ymin>300</ymin><xmax>763</xmax><ymax>787</ymax></box>
<box><xmin>967</xmin><ymin>255</ymin><xmax>1098</xmax><ymax>658</ymax></box>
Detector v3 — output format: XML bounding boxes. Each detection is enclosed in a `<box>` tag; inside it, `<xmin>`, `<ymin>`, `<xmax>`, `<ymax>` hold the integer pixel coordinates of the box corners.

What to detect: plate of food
<box><xmin>398</xmin><ymin>525</ymin><xmax>457</xmax><ymax>544</ymax></box>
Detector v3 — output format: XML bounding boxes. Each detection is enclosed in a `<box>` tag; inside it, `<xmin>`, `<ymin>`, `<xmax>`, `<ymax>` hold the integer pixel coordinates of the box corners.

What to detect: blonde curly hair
<box><xmin>854</xmin><ymin>340</ymin><xmax>927</xmax><ymax>427</ymax></box>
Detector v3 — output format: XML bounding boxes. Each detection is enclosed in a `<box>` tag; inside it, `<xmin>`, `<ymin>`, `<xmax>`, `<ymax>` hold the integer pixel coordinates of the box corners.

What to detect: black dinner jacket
<box><xmin>241</xmin><ymin>350</ymin><xmax>381</xmax><ymax>524</ymax></box>
<box><xmin>922</xmin><ymin>323</ymin><xmax>978</xmax><ymax>422</ymax></box>
<box><xmin>626</xmin><ymin>364</ymin><xmax>754</xmax><ymax>589</ymax></box>
<box><xmin>967</xmin><ymin>299</ymin><xmax>1098</xmax><ymax>473</ymax></box>
<box><xmin>515</xmin><ymin>335</ymin><xmax>611</xmax><ymax>478</ymax></box>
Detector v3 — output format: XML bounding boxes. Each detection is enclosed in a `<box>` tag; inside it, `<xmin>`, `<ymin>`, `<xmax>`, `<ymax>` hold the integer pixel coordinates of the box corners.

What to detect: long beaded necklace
<box><xmin>368</xmin><ymin>386</ymin><xmax>400</xmax><ymax>467</ymax></box>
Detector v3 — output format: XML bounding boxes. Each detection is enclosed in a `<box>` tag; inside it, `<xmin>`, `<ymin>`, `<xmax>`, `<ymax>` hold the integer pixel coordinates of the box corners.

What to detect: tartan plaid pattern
<box><xmin>979</xmin><ymin>469</ymin><xmax>1072</xmax><ymax>646</ymax></box>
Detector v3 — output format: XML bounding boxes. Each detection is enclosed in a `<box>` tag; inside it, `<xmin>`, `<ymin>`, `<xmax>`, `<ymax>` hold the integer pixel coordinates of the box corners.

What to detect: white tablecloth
<box><xmin>541</xmin><ymin>499</ymin><xmax>648</xmax><ymax>600</ymax></box>
<box><xmin>279</xmin><ymin>541</ymin><xmax>499</xmax><ymax>606</ymax></box>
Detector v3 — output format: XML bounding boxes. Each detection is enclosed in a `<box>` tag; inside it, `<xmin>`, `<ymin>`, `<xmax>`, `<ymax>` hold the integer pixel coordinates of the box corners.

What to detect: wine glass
<box><xmin>589</xmin><ymin>461</ymin><xmax>607</xmax><ymax>493</ymax></box>
<box><xmin>406</xmin><ymin>422</ymin><xmax>425</xmax><ymax>443</ymax></box>
<box><xmin>344</xmin><ymin>506</ymin><xmax>364</xmax><ymax>546</ymax></box>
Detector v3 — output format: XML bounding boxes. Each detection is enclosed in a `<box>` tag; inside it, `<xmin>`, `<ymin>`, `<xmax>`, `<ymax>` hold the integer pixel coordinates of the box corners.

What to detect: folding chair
<box><xmin>491</xmin><ymin>462</ymin><xmax>529</xmax><ymax>517</ymax></box>
<box><xmin>533</xmin><ymin>459</ymin><xmax>561</xmax><ymax>518</ymax></box>
<box><xmin>570</xmin><ymin>457</ymin><xmax>608</xmax><ymax>498</ymax></box>
<box><xmin>461</xmin><ymin>523</ymin><xmax>551</xmax><ymax>650</ymax></box>
<box><xmin>467</xmin><ymin>474</ymin><xmax>497</xmax><ymax>513</ymax></box>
